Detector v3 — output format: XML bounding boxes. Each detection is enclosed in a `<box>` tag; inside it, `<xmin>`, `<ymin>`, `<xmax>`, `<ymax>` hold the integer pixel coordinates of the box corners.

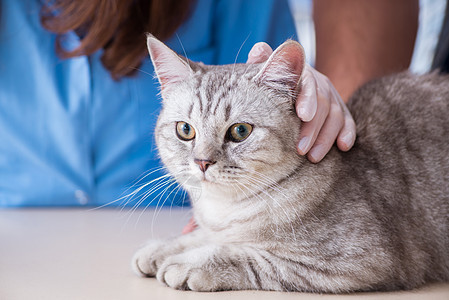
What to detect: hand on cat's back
<box><xmin>247</xmin><ymin>42</ymin><xmax>356</xmax><ymax>163</ymax></box>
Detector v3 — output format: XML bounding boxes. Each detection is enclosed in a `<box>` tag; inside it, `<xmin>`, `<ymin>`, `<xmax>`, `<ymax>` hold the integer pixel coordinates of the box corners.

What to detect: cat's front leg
<box><xmin>132</xmin><ymin>230</ymin><xmax>207</xmax><ymax>277</ymax></box>
<box><xmin>156</xmin><ymin>244</ymin><xmax>285</xmax><ymax>292</ymax></box>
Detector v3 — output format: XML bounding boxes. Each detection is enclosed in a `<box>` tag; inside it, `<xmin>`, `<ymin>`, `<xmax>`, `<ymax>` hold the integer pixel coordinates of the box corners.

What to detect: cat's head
<box><xmin>147</xmin><ymin>35</ymin><xmax>306</xmax><ymax>200</ymax></box>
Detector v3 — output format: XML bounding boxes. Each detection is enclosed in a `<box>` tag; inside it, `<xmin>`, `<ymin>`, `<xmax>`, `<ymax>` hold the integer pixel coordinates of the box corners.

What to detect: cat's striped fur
<box><xmin>133</xmin><ymin>35</ymin><xmax>449</xmax><ymax>292</ymax></box>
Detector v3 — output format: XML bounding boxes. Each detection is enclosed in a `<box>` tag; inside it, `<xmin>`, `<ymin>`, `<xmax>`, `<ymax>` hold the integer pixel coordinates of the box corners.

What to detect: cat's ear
<box><xmin>146</xmin><ymin>34</ymin><xmax>193</xmax><ymax>92</ymax></box>
<box><xmin>254</xmin><ymin>40</ymin><xmax>305</xmax><ymax>95</ymax></box>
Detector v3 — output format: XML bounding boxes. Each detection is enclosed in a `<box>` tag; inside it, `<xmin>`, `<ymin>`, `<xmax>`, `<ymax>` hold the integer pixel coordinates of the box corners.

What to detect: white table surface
<box><xmin>1</xmin><ymin>208</ymin><xmax>448</xmax><ymax>300</ymax></box>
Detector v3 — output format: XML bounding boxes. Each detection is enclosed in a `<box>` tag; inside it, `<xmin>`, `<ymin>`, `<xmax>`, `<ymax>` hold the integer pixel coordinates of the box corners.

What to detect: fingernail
<box><xmin>249</xmin><ymin>44</ymin><xmax>264</xmax><ymax>57</ymax></box>
<box><xmin>296</xmin><ymin>102</ymin><xmax>314</xmax><ymax>122</ymax></box>
<box><xmin>308</xmin><ymin>145</ymin><xmax>324</xmax><ymax>163</ymax></box>
<box><xmin>249</xmin><ymin>43</ymin><xmax>271</xmax><ymax>61</ymax></box>
<box><xmin>297</xmin><ymin>106</ymin><xmax>312</xmax><ymax>121</ymax></box>
<box><xmin>341</xmin><ymin>132</ymin><xmax>354</xmax><ymax>148</ymax></box>
<box><xmin>297</xmin><ymin>137</ymin><xmax>310</xmax><ymax>154</ymax></box>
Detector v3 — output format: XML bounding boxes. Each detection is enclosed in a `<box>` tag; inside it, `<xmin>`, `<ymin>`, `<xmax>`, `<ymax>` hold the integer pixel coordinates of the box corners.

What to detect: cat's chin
<box><xmin>198</xmin><ymin>178</ymin><xmax>235</xmax><ymax>193</ymax></box>
<box><xmin>180</xmin><ymin>175</ymin><xmax>226</xmax><ymax>191</ymax></box>
<box><xmin>188</xmin><ymin>172</ymin><xmax>226</xmax><ymax>187</ymax></box>
<box><xmin>199</xmin><ymin>178</ymin><xmax>225</xmax><ymax>188</ymax></box>
<box><xmin>183</xmin><ymin>179</ymin><xmax>236</xmax><ymax>203</ymax></box>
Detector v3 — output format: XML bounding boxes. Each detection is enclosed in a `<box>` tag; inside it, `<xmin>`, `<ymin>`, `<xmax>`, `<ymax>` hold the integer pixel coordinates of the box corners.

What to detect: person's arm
<box><xmin>314</xmin><ymin>0</ymin><xmax>419</xmax><ymax>102</ymax></box>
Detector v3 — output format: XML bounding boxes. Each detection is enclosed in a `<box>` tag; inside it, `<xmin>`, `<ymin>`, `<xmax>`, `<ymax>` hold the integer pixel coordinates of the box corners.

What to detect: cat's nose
<box><xmin>194</xmin><ymin>159</ymin><xmax>216</xmax><ymax>173</ymax></box>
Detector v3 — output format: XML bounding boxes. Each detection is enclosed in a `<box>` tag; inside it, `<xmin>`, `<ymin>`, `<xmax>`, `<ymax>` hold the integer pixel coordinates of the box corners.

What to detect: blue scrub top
<box><xmin>0</xmin><ymin>0</ymin><xmax>297</xmax><ymax>207</ymax></box>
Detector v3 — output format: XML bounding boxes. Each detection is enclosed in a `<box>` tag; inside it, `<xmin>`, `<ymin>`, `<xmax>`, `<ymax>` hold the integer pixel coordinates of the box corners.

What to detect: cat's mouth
<box><xmin>200</xmin><ymin>174</ymin><xmax>213</xmax><ymax>183</ymax></box>
<box><xmin>188</xmin><ymin>168</ymin><xmax>230</xmax><ymax>187</ymax></box>
<box><xmin>199</xmin><ymin>173</ymin><xmax>221</xmax><ymax>186</ymax></box>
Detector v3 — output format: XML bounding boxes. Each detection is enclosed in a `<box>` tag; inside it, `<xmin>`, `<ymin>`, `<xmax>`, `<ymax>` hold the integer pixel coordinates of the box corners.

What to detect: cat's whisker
<box><xmin>128</xmin><ymin>183</ymin><xmax>176</xmax><ymax>230</ymax></box>
<box><xmin>168</xmin><ymin>182</ymin><xmax>183</xmax><ymax>218</ymax></box>
<box><xmin>175</xmin><ymin>33</ymin><xmax>191</xmax><ymax>69</ymax></box>
<box><xmin>87</xmin><ymin>167</ymin><xmax>166</xmax><ymax>211</ymax></box>
<box><xmin>232</xmin><ymin>33</ymin><xmax>251</xmax><ymax>75</ymax></box>
<box><xmin>131</xmin><ymin>169</ymin><xmax>191</xmax><ymax>230</ymax></box>
<box><xmin>245</xmin><ymin>173</ymin><xmax>294</xmax><ymax>206</ymax></box>
<box><xmin>248</xmin><ymin>175</ymin><xmax>302</xmax><ymax>219</ymax></box>
<box><xmin>120</xmin><ymin>173</ymin><xmax>174</xmax><ymax>211</ymax></box>
<box><xmin>127</xmin><ymin>166</ymin><xmax>170</xmax><ymax>189</ymax></box>
<box><xmin>129</xmin><ymin>67</ymin><xmax>155</xmax><ymax>78</ymax></box>
<box><xmin>233</xmin><ymin>179</ymin><xmax>275</xmax><ymax>218</ymax></box>
<box><xmin>150</xmin><ymin>179</ymin><xmax>182</xmax><ymax>228</ymax></box>
<box><xmin>248</xmin><ymin>170</ymin><xmax>289</xmax><ymax>193</ymax></box>
<box><xmin>145</xmin><ymin>181</ymin><xmax>180</xmax><ymax>235</ymax></box>
<box><xmin>236</xmin><ymin>178</ymin><xmax>282</xmax><ymax>218</ymax></box>
<box><xmin>87</xmin><ymin>193</ymin><xmax>130</xmax><ymax>211</ymax></box>
<box><xmin>121</xmin><ymin>174</ymin><xmax>174</xmax><ymax>210</ymax></box>
<box><xmin>88</xmin><ymin>169</ymin><xmax>168</xmax><ymax>211</ymax></box>
<box><xmin>247</xmin><ymin>175</ymin><xmax>287</xmax><ymax>199</ymax></box>
<box><xmin>244</xmin><ymin>173</ymin><xmax>308</xmax><ymax>237</ymax></box>
<box><xmin>135</xmin><ymin>177</ymin><xmax>177</xmax><ymax>213</ymax></box>
<box><xmin>248</xmin><ymin>170</ymin><xmax>318</xmax><ymax>229</ymax></box>
<box><xmin>238</xmin><ymin>174</ymin><xmax>298</xmax><ymax>241</ymax></box>
<box><xmin>232</xmin><ymin>179</ymin><xmax>255</xmax><ymax>202</ymax></box>
<box><xmin>233</xmin><ymin>180</ymin><xmax>286</xmax><ymax>239</ymax></box>
<box><xmin>232</xmin><ymin>180</ymin><xmax>273</xmax><ymax>230</ymax></box>
<box><xmin>244</xmin><ymin>170</ymin><xmax>304</xmax><ymax>217</ymax></box>
<box><xmin>122</xmin><ymin>168</ymin><xmax>189</xmax><ymax>228</ymax></box>
<box><xmin>178</xmin><ymin>186</ymin><xmax>189</xmax><ymax>208</ymax></box>
<box><xmin>168</xmin><ymin>175</ymin><xmax>193</xmax><ymax>215</ymax></box>
<box><xmin>125</xmin><ymin>177</ymin><xmax>177</xmax><ymax>228</ymax></box>
<box><xmin>134</xmin><ymin>171</ymin><xmax>186</xmax><ymax>206</ymax></box>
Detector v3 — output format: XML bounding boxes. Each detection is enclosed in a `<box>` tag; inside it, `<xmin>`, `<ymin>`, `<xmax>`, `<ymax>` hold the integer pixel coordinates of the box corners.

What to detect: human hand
<box><xmin>247</xmin><ymin>42</ymin><xmax>356</xmax><ymax>163</ymax></box>
<box><xmin>182</xmin><ymin>217</ymin><xmax>197</xmax><ymax>234</ymax></box>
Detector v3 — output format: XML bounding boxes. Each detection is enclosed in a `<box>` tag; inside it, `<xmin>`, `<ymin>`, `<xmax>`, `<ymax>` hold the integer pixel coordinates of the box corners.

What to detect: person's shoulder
<box><xmin>1</xmin><ymin>0</ymin><xmax>42</xmax><ymax>25</ymax></box>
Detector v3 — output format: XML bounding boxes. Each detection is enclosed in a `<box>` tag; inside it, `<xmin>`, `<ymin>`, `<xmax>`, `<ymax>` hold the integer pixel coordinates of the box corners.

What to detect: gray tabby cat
<box><xmin>132</xmin><ymin>34</ymin><xmax>449</xmax><ymax>293</ymax></box>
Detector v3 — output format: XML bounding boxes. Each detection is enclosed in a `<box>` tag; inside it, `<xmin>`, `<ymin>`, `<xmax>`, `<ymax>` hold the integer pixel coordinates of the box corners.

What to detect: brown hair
<box><xmin>41</xmin><ymin>0</ymin><xmax>195</xmax><ymax>80</ymax></box>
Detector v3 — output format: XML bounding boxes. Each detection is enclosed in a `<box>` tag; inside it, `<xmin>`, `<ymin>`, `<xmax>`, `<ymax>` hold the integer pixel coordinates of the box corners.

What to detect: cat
<box><xmin>132</xmin><ymin>34</ymin><xmax>449</xmax><ymax>293</ymax></box>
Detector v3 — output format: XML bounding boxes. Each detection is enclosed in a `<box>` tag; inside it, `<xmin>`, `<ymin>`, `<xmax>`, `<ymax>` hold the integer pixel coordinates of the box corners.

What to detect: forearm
<box><xmin>313</xmin><ymin>0</ymin><xmax>419</xmax><ymax>102</ymax></box>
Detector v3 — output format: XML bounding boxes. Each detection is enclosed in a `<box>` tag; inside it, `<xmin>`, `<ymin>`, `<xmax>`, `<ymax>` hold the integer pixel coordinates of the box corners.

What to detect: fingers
<box><xmin>306</xmin><ymin>87</ymin><xmax>344</xmax><ymax>162</ymax></box>
<box><xmin>296</xmin><ymin>65</ymin><xmax>318</xmax><ymax>122</ymax></box>
<box><xmin>181</xmin><ymin>217</ymin><xmax>198</xmax><ymax>234</ymax></box>
<box><xmin>296</xmin><ymin>66</ymin><xmax>357</xmax><ymax>163</ymax></box>
<box><xmin>247</xmin><ymin>42</ymin><xmax>273</xmax><ymax>64</ymax></box>
<box><xmin>297</xmin><ymin>83</ymin><xmax>330</xmax><ymax>157</ymax></box>
<box><xmin>336</xmin><ymin>106</ymin><xmax>356</xmax><ymax>151</ymax></box>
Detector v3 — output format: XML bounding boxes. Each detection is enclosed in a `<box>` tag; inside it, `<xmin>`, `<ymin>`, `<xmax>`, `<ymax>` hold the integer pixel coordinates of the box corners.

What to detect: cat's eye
<box><xmin>227</xmin><ymin>123</ymin><xmax>253</xmax><ymax>142</ymax></box>
<box><xmin>176</xmin><ymin>121</ymin><xmax>196</xmax><ymax>141</ymax></box>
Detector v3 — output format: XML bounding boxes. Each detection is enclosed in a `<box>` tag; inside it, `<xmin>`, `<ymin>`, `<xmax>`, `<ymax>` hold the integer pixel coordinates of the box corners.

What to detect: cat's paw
<box><xmin>158</xmin><ymin>260</ymin><xmax>217</xmax><ymax>291</ymax></box>
<box><xmin>156</xmin><ymin>246</ymin><xmax>223</xmax><ymax>291</ymax></box>
<box><xmin>132</xmin><ymin>240</ymin><xmax>167</xmax><ymax>277</ymax></box>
